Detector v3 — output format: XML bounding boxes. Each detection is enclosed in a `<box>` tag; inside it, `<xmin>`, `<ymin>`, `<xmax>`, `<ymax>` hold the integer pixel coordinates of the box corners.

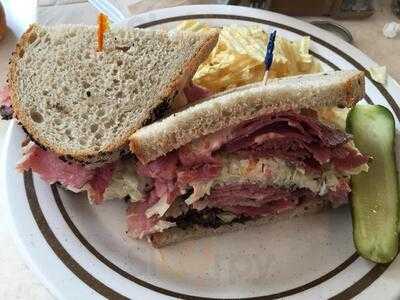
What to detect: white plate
<box><xmin>2</xmin><ymin>5</ymin><xmax>400</xmax><ymax>300</ymax></box>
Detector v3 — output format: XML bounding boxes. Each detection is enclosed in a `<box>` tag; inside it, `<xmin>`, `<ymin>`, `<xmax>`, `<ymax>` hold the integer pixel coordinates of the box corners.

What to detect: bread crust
<box><xmin>8</xmin><ymin>24</ymin><xmax>219</xmax><ymax>164</ymax></box>
<box><xmin>130</xmin><ymin>70</ymin><xmax>365</xmax><ymax>164</ymax></box>
<box><xmin>148</xmin><ymin>198</ymin><xmax>330</xmax><ymax>248</ymax></box>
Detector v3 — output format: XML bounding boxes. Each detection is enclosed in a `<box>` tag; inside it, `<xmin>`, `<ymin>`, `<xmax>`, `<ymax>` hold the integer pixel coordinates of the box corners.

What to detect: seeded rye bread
<box><xmin>130</xmin><ymin>70</ymin><xmax>364</xmax><ymax>164</ymax></box>
<box><xmin>8</xmin><ymin>24</ymin><xmax>218</xmax><ymax>164</ymax></box>
<box><xmin>148</xmin><ymin>196</ymin><xmax>329</xmax><ymax>248</ymax></box>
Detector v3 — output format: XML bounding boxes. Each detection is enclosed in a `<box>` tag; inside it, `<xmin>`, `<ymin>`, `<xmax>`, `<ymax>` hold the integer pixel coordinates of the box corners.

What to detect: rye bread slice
<box><xmin>8</xmin><ymin>24</ymin><xmax>218</xmax><ymax>164</ymax></box>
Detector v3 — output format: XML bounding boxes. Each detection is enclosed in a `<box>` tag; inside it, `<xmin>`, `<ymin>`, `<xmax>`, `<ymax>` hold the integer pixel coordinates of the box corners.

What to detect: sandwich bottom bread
<box><xmin>148</xmin><ymin>197</ymin><xmax>329</xmax><ymax>248</ymax></box>
<box><xmin>125</xmin><ymin>70</ymin><xmax>369</xmax><ymax>247</ymax></box>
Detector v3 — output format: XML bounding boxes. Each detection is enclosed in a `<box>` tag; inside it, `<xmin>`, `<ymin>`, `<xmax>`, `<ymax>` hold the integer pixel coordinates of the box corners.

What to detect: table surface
<box><xmin>0</xmin><ymin>1</ymin><xmax>399</xmax><ymax>299</ymax></box>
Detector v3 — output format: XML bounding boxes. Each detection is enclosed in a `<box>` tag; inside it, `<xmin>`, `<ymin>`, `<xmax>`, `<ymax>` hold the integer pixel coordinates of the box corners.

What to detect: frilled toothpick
<box><xmin>262</xmin><ymin>30</ymin><xmax>277</xmax><ymax>85</ymax></box>
<box><xmin>97</xmin><ymin>13</ymin><xmax>109</xmax><ymax>52</ymax></box>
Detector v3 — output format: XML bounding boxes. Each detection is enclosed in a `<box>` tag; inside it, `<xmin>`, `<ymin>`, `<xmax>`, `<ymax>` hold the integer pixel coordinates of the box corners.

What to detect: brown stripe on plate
<box><xmin>24</xmin><ymin>171</ymin><xmax>129</xmax><ymax>300</ymax></box>
<box><xmin>329</xmin><ymin>263</ymin><xmax>391</xmax><ymax>300</ymax></box>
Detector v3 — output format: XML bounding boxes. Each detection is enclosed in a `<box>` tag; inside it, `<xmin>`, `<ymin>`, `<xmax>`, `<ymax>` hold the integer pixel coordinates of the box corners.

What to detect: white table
<box><xmin>0</xmin><ymin>1</ymin><xmax>399</xmax><ymax>299</ymax></box>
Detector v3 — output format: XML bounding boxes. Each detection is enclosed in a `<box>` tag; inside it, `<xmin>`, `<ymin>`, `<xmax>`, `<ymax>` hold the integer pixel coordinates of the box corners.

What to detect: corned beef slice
<box><xmin>87</xmin><ymin>163</ymin><xmax>115</xmax><ymax>204</ymax></box>
<box><xmin>17</xmin><ymin>143</ymin><xmax>115</xmax><ymax>203</ymax></box>
<box><xmin>137</xmin><ymin>152</ymin><xmax>180</xmax><ymax>205</ymax></box>
<box><xmin>137</xmin><ymin>151</ymin><xmax>179</xmax><ymax>180</ymax></box>
<box><xmin>331</xmin><ymin>146</ymin><xmax>370</xmax><ymax>172</ymax></box>
<box><xmin>178</xmin><ymin>135</ymin><xmax>223</xmax><ymax>167</ymax></box>
<box><xmin>192</xmin><ymin>184</ymin><xmax>303</xmax><ymax>213</ymax></box>
<box><xmin>177</xmin><ymin>163</ymin><xmax>221</xmax><ymax>186</ymax></box>
<box><xmin>17</xmin><ymin>143</ymin><xmax>94</xmax><ymax>189</ymax></box>
<box><xmin>0</xmin><ymin>86</ymin><xmax>11</xmax><ymax>107</ymax></box>
<box><xmin>193</xmin><ymin>183</ymin><xmax>349</xmax><ymax>216</ymax></box>
<box><xmin>127</xmin><ymin>193</ymin><xmax>161</xmax><ymax>238</ymax></box>
<box><xmin>221</xmin><ymin>112</ymin><xmax>361</xmax><ymax>171</ymax></box>
<box><xmin>137</xmin><ymin>150</ymin><xmax>220</xmax><ymax>204</ymax></box>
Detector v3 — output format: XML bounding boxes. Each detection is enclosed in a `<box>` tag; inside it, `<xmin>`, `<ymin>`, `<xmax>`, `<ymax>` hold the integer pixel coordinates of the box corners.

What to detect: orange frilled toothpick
<box><xmin>262</xmin><ymin>30</ymin><xmax>277</xmax><ymax>85</ymax></box>
<box><xmin>97</xmin><ymin>13</ymin><xmax>109</xmax><ymax>52</ymax></box>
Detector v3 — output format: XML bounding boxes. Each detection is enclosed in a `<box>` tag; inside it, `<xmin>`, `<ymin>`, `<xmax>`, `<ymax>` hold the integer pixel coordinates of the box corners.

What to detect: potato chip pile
<box><xmin>177</xmin><ymin>20</ymin><xmax>321</xmax><ymax>92</ymax></box>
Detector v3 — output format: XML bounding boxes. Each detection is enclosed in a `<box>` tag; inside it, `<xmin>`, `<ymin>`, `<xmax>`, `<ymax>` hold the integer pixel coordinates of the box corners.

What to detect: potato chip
<box><xmin>178</xmin><ymin>20</ymin><xmax>321</xmax><ymax>92</ymax></box>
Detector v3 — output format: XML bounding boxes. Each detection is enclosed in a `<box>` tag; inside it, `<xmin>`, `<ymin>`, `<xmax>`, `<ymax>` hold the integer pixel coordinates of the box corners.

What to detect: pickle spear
<box><xmin>347</xmin><ymin>105</ymin><xmax>399</xmax><ymax>263</ymax></box>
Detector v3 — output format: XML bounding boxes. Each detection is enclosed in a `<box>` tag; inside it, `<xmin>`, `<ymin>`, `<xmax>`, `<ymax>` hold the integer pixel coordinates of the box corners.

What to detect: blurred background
<box><xmin>0</xmin><ymin>0</ymin><xmax>399</xmax><ymax>299</ymax></box>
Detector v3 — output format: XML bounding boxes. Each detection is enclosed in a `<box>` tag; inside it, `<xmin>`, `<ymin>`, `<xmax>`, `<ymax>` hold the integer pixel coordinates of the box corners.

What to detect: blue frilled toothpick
<box><xmin>263</xmin><ymin>30</ymin><xmax>277</xmax><ymax>84</ymax></box>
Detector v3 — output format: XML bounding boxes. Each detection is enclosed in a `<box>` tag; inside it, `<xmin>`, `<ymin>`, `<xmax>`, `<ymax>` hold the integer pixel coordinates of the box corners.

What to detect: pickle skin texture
<box><xmin>347</xmin><ymin>105</ymin><xmax>399</xmax><ymax>264</ymax></box>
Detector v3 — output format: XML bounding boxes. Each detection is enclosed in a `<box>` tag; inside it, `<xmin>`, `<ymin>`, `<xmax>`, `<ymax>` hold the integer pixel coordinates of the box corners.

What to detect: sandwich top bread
<box><xmin>8</xmin><ymin>23</ymin><xmax>218</xmax><ymax>164</ymax></box>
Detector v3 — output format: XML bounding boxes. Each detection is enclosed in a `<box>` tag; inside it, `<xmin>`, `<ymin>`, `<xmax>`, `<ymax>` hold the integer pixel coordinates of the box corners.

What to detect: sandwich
<box><xmin>2</xmin><ymin>23</ymin><xmax>218</xmax><ymax>202</ymax></box>
<box><xmin>3</xmin><ymin>23</ymin><xmax>370</xmax><ymax>249</ymax></box>
<box><xmin>127</xmin><ymin>70</ymin><xmax>369</xmax><ymax>247</ymax></box>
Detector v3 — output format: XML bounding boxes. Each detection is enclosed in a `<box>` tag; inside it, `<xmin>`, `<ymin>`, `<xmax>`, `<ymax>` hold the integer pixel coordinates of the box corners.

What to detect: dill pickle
<box><xmin>347</xmin><ymin>105</ymin><xmax>399</xmax><ymax>263</ymax></box>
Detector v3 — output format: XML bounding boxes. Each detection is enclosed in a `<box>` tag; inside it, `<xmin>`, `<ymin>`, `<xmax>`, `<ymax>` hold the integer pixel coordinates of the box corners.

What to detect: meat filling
<box><xmin>127</xmin><ymin>109</ymin><xmax>368</xmax><ymax>238</ymax></box>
